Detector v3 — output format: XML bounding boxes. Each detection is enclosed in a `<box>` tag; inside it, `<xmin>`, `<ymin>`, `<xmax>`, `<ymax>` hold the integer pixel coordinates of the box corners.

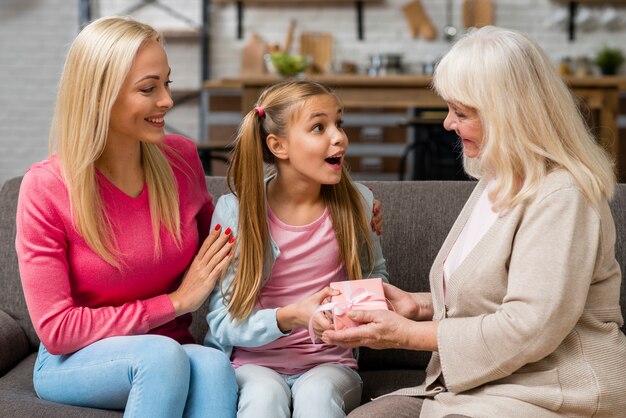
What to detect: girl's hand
<box><xmin>383</xmin><ymin>283</ymin><xmax>433</xmax><ymax>321</ymax></box>
<box><xmin>168</xmin><ymin>225</ymin><xmax>235</xmax><ymax>316</ymax></box>
<box><xmin>277</xmin><ymin>287</ymin><xmax>340</xmax><ymax>333</ymax></box>
<box><xmin>383</xmin><ymin>283</ymin><xmax>419</xmax><ymax>319</ymax></box>
<box><xmin>371</xmin><ymin>199</ymin><xmax>383</xmax><ymax>235</ymax></box>
<box><xmin>310</xmin><ymin>310</ymin><xmax>335</xmax><ymax>338</ymax></box>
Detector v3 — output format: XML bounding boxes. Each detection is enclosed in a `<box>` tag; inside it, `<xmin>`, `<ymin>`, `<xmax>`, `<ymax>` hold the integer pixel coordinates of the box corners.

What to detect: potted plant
<box><xmin>265</xmin><ymin>52</ymin><xmax>309</xmax><ymax>77</ymax></box>
<box><xmin>594</xmin><ymin>46</ymin><xmax>625</xmax><ymax>76</ymax></box>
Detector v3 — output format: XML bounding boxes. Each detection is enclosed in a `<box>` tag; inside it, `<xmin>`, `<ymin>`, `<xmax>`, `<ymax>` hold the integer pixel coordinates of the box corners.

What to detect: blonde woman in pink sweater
<box><xmin>15</xmin><ymin>16</ymin><xmax>238</xmax><ymax>417</ymax></box>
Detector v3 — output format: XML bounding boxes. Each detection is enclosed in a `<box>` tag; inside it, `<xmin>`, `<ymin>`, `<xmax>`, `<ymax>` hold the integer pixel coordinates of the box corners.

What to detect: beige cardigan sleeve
<box><xmin>437</xmin><ymin>186</ymin><xmax>602</xmax><ymax>393</ymax></box>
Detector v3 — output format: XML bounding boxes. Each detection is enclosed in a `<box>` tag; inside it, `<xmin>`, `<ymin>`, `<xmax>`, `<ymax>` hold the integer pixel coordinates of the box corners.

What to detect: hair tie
<box><xmin>254</xmin><ymin>105</ymin><xmax>265</xmax><ymax>118</ymax></box>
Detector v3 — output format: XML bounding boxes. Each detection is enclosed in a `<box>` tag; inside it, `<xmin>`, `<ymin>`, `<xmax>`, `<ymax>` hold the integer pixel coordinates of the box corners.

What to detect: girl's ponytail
<box><xmin>226</xmin><ymin>108</ymin><xmax>269</xmax><ymax>321</ymax></box>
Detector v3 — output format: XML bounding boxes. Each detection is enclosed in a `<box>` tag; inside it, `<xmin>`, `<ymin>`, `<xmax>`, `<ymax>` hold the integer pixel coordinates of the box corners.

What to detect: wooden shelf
<box><xmin>205</xmin><ymin>75</ymin><xmax>626</xmax><ymax>180</ymax></box>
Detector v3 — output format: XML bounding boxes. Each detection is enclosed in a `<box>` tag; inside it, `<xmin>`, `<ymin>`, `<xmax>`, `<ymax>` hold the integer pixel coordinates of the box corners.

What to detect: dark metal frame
<box><xmin>232</xmin><ymin>1</ymin><xmax>369</xmax><ymax>40</ymax></box>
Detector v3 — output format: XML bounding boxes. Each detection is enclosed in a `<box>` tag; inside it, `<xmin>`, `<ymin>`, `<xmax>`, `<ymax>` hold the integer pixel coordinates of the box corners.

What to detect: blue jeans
<box><xmin>33</xmin><ymin>335</ymin><xmax>237</xmax><ymax>418</ymax></box>
<box><xmin>236</xmin><ymin>363</ymin><xmax>362</xmax><ymax>418</ymax></box>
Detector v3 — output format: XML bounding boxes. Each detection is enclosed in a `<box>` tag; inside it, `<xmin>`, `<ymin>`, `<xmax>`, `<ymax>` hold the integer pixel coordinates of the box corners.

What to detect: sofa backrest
<box><xmin>0</xmin><ymin>177</ymin><xmax>35</xmax><ymax>348</ymax></box>
<box><xmin>2</xmin><ymin>176</ymin><xmax>625</xmax><ymax>364</ymax></box>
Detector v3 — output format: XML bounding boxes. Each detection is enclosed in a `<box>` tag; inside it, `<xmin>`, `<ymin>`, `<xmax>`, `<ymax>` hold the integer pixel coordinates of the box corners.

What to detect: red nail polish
<box><xmin>374</xmin><ymin>207</ymin><xmax>379</xmax><ymax>215</ymax></box>
<box><xmin>214</xmin><ymin>224</ymin><xmax>221</xmax><ymax>231</ymax></box>
<box><xmin>224</xmin><ymin>227</ymin><xmax>231</xmax><ymax>235</ymax></box>
<box><xmin>229</xmin><ymin>236</ymin><xmax>235</xmax><ymax>244</ymax></box>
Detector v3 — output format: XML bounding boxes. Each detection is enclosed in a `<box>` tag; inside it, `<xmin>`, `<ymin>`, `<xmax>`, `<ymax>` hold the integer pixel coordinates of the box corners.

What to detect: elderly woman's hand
<box><xmin>321</xmin><ymin>309</ymin><xmax>439</xmax><ymax>351</ymax></box>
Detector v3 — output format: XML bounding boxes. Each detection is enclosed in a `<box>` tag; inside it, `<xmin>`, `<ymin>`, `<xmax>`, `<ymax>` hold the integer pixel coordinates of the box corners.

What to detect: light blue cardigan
<box><xmin>203</xmin><ymin>178</ymin><xmax>389</xmax><ymax>357</ymax></box>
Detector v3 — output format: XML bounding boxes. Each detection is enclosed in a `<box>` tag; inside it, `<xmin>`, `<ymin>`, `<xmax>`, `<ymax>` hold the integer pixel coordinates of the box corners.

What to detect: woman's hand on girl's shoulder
<box><xmin>168</xmin><ymin>225</ymin><xmax>235</xmax><ymax>316</ymax></box>
<box><xmin>371</xmin><ymin>199</ymin><xmax>383</xmax><ymax>235</ymax></box>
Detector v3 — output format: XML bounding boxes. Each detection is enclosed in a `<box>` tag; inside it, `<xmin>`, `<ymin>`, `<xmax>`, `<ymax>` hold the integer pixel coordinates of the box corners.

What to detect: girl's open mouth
<box><xmin>325</xmin><ymin>156</ymin><xmax>342</xmax><ymax>165</ymax></box>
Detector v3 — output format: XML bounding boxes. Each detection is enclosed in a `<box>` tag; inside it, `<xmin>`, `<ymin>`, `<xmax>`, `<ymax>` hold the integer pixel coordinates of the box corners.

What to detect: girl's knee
<box><xmin>293</xmin><ymin>366</ymin><xmax>362</xmax><ymax>414</ymax></box>
<box><xmin>240</xmin><ymin>377</ymin><xmax>289</xmax><ymax>406</ymax></box>
<box><xmin>297</xmin><ymin>365</ymin><xmax>361</xmax><ymax>397</ymax></box>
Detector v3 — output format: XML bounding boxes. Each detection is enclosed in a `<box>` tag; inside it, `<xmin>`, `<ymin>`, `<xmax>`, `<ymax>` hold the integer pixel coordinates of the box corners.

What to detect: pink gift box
<box><xmin>329</xmin><ymin>278</ymin><xmax>388</xmax><ymax>330</ymax></box>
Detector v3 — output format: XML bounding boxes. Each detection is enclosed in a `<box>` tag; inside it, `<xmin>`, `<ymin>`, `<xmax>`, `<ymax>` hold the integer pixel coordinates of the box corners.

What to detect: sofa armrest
<box><xmin>0</xmin><ymin>309</ymin><xmax>30</xmax><ymax>377</ymax></box>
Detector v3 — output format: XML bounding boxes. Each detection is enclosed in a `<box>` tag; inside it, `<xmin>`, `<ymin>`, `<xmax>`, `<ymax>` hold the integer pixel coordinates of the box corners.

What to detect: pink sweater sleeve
<box><xmin>15</xmin><ymin>169</ymin><xmax>176</xmax><ymax>355</ymax></box>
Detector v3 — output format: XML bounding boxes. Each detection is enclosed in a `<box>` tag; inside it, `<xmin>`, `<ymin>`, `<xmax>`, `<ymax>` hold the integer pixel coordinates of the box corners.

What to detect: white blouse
<box><xmin>443</xmin><ymin>181</ymin><xmax>499</xmax><ymax>289</ymax></box>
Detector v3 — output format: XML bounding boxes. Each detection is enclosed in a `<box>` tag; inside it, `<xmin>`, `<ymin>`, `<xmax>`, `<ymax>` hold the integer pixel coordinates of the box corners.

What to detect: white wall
<box><xmin>0</xmin><ymin>0</ymin><xmax>77</xmax><ymax>183</ymax></box>
<box><xmin>2</xmin><ymin>0</ymin><xmax>626</xmax><ymax>183</ymax></box>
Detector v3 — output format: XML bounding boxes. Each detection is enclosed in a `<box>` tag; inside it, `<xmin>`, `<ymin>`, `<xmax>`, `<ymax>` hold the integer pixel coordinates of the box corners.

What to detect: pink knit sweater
<box><xmin>15</xmin><ymin>135</ymin><xmax>214</xmax><ymax>355</ymax></box>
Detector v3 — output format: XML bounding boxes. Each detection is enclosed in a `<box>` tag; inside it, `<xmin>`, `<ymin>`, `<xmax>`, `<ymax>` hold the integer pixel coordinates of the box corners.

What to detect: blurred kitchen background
<box><xmin>1</xmin><ymin>0</ymin><xmax>626</xmax><ymax>183</ymax></box>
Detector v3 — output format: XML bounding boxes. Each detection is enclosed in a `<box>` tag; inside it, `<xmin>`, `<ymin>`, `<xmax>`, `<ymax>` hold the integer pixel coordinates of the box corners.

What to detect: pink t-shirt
<box><xmin>16</xmin><ymin>135</ymin><xmax>214</xmax><ymax>355</ymax></box>
<box><xmin>230</xmin><ymin>206</ymin><xmax>357</xmax><ymax>374</ymax></box>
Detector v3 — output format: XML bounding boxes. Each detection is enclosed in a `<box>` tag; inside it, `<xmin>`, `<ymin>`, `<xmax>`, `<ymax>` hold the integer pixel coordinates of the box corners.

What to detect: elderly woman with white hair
<box><xmin>323</xmin><ymin>26</ymin><xmax>626</xmax><ymax>418</ymax></box>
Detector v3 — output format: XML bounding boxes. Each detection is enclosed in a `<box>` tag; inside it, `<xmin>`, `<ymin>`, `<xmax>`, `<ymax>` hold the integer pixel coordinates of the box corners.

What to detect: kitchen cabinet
<box><xmin>202</xmin><ymin>74</ymin><xmax>626</xmax><ymax>181</ymax></box>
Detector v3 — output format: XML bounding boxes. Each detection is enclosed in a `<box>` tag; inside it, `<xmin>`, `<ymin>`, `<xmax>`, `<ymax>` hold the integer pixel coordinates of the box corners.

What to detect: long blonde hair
<box><xmin>49</xmin><ymin>16</ymin><xmax>181</xmax><ymax>267</ymax></box>
<box><xmin>433</xmin><ymin>26</ymin><xmax>615</xmax><ymax>211</ymax></box>
<box><xmin>226</xmin><ymin>80</ymin><xmax>373</xmax><ymax>321</ymax></box>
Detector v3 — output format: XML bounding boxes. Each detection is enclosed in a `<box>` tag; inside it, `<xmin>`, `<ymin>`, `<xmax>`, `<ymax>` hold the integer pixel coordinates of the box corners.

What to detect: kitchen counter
<box><xmin>203</xmin><ymin>74</ymin><xmax>626</xmax><ymax>180</ymax></box>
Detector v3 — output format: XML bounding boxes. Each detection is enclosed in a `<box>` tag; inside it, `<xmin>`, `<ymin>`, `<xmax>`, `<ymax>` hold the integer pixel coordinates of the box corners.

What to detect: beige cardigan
<box><xmin>391</xmin><ymin>171</ymin><xmax>626</xmax><ymax>417</ymax></box>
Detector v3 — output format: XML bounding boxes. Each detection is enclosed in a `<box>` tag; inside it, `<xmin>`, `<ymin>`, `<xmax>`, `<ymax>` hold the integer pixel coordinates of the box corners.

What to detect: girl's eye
<box><xmin>165</xmin><ymin>79</ymin><xmax>173</xmax><ymax>88</ymax></box>
<box><xmin>312</xmin><ymin>124</ymin><xmax>323</xmax><ymax>133</ymax></box>
<box><xmin>336</xmin><ymin>120</ymin><xmax>344</xmax><ymax>129</ymax></box>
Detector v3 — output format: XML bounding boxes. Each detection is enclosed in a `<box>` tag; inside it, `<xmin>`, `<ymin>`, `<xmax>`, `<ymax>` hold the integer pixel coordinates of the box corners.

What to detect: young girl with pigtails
<box><xmin>203</xmin><ymin>80</ymin><xmax>389</xmax><ymax>418</ymax></box>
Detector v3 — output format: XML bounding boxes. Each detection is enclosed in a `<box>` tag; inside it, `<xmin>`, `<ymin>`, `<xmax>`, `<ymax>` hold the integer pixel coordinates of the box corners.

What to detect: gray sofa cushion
<box><xmin>612</xmin><ymin>184</ymin><xmax>626</xmax><ymax>319</ymax></box>
<box><xmin>0</xmin><ymin>310</ymin><xmax>29</xmax><ymax>377</ymax></box>
<box><xmin>360</xmin><ymin>368</ymin><xmax>426</xmax><ymax>401</ymax></box>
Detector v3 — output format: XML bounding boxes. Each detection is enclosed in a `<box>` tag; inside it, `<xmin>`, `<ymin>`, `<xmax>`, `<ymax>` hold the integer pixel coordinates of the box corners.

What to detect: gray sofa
<box><xmin>1</xmin><ymin>176</ymin><xmax>625</xmax><ymax>417</ymax></box>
